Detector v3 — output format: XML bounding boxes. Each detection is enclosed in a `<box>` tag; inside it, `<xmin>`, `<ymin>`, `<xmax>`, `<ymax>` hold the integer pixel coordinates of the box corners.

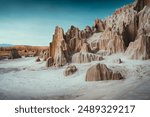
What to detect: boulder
<box><xmin>64</xmin><ymin>65</ymin><xmax>77</xmax><ymax>76</ymax></box>
<box><xmin>72</xmin><ymin>52</ymin><xmax>103</xmax><ymax>63</ymax></box>
<box><xmin>114</xmin><ymin>58</ymin><xmax>123</xmax><ymax>64</ymax></box>
<box><xmin>9</xmin><ymin>49</ymin><xmax>21</xmax><ymax>59</ymax></box>
<box><xmin>85</xmin><ymin>63</ymin><xmax>123</xmax><ymax>81</ymax></box>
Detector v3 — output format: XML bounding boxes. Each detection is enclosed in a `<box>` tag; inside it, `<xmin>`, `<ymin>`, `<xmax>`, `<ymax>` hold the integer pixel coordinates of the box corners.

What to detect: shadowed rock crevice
<box><xmin>134</xmin><ymin>0</ymin><xmax>150</xmax><ymax>12</ymax></box>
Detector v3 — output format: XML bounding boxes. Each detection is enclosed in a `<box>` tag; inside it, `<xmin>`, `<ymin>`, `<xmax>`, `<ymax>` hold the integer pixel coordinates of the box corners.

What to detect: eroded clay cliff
<box><xmin>47</xmin><ymin>0</ymin><xmax>150</xmax><ymax>67</ymax></box>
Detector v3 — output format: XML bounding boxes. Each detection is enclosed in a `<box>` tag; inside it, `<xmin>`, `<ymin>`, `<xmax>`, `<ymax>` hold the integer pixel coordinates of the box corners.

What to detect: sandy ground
<box><xmin>0</xmin><ymin>54</ymin><xmax>150</xmax><ymax>100</ymax></box>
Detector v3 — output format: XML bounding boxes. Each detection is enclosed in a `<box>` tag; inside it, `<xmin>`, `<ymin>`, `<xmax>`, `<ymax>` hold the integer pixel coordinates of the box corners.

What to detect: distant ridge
<box><xmin>0</xmin><ymin>44</ymin><xmax>48</xmax><ymax>48</ymax></box>
<box><xmin>0</xmin><ymin>44</ymin><xmax>13</xmax><ymax>47</ymax></box>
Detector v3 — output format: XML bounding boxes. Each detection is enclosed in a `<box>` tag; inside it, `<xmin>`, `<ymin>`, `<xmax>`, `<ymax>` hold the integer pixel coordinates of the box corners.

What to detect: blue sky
<box><xmin>0</xmin><ymin>0</ymin><xmax>133</xmax><ymax>46</ymax></box>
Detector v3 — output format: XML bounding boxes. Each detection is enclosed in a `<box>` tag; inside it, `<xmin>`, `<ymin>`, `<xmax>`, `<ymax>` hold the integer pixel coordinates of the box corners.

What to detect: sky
<box><xmin>0</xmin><ymin>0</ymin><xmax>134</xmax><ymax>46</ymax></box>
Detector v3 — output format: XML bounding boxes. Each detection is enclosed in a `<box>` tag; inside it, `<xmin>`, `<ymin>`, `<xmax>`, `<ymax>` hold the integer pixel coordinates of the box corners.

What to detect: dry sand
<box><xmin>0</xmin><ymin>54</ymin><xmax>150</xmax><ymax>100</ymax></box>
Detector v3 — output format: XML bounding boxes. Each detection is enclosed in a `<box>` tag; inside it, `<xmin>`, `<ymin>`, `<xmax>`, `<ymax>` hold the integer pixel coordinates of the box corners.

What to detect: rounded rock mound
<box><xmin>85</xmin><ymin>63</ymin><xmax>123</xmax><ymax>81</ymax></box>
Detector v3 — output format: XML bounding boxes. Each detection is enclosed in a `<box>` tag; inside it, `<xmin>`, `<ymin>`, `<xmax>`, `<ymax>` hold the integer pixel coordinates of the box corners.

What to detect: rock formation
<box><xmin>93</xmin><ymin>19</ymin><xmax>105</xmax><ymax>32</ymax></box>
<box><xmin>84</xmin><ymin>26</ymin><xmax>93</xmax><ymax>38</ymax></box>
<box><xmin>65</xmin><ymin>25</ymin><xmax>82</xmax><ymax>52</ymax></box>
<box><xmin>8</xmin><ymin>49</ymin><xmax>21</xmax><ymax>59</ymax></box>
<box><xmin>98</xmin><ymin>0</ymin><xmax>149</xmax><ymax>59</ymax></box>
<box><xmin>80</xmin><ymin>42</ymin><xmax>90</xmax><ymax>52</ymax></box>
<box><xmin>85</xmin><ymin>63</ymin><xmax>123</xmax><ymax>81</ymax></box>
<box><xmin>105</xmin><ymin>4</ymin><xmax>138</xmax><ymax>48</ymax></box>
<box><xmin>35</xmin><ymin>57</ymin><xmax>40</xmax><ymax>62</ymax></box>
<box><xmin>125</xmin><ymin>35</ymin><xmax>150</xmax><ymax>60</ymax></box>
<box><xmin>114</xmin><ymin>58</ymin><xmax>123</xmax><ymax>64</ymax></box>
<box><xmin>47</xmin><ymin>0</ymin><xmax>150</xmax><ymax>68</ymax></box>
<box><xmin>87</xmin><ymin>33</ymin><xmax>101</xmax><ymax>52</ymax></box>
<box><xmin>46</xmin><ymin>57</ymin><xmax>53</xmax><ymax>67</ymax></box>
<box><xmin>64</xmin><ymin>65</ymin><xmax>77</xmax><ymax>76</ymax></box>
<box><xmin>72</xmin><ymin>52</ymin><xmax>103</xmax><ymax>63</ymax></box>
<box><xmin>38</xmin><ymin>50</ymin><xmax>49</xmax><ymax>61</ymax></box>
<box><xmin>65</xmin><ymin>25</ymin><xmax>93</xmax><ymax>53</ymax></box>
<box><xmin>134</xmin><ymin>0</ymin><xmax>150</xmax><ymax>12</ymax></box>
<box><xmin>47</xmin><ymin>25</ymin><xmax>95</xmax><ymax>67</ymax></box>
<box><xmin>125</xmin><ymin>5</ymin><xmax>150</xmax><ymax>60</ymax></box>
<box><xmin>39</xmin><ymin>50</ymin><xmax>44</xmax><ymax>58</ymax></box>
<box><xmin>49</xmin><ymin>26</ymin><xmax>70</xmax><ymax>67</ymax></box>
<box><xmin>98</xmin><ymin>29</ymin><xmax>125</xmax><ymax>53</ymax></box>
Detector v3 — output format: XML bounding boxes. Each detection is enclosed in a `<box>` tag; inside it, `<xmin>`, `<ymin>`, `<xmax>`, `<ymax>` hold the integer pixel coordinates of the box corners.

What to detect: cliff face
<box><xmin>47</xmin><ymin>0</ymin><xmax>150</xmax><ymax>67</ymax></box>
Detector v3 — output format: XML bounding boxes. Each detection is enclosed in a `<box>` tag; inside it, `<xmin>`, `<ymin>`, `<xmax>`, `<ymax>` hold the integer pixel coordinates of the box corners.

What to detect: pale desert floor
<box><xmin>0</xmin><ymin>54</ymin><xmax>150</xmax><ymax>100</ymax></box>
